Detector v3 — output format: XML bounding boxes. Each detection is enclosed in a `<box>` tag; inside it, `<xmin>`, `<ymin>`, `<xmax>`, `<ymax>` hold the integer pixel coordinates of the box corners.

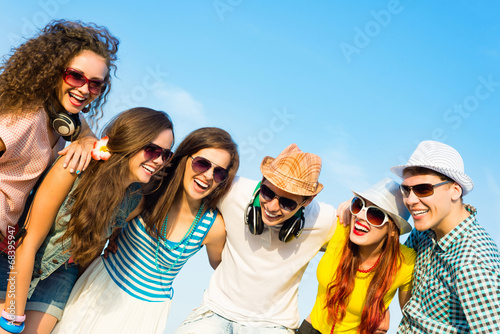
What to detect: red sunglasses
<box><xmin>143</xmin><ymin>143</ymin><xmax>173</xmax><ymax>164</ymax></box>
<box><xmin>63</xmin><ymin>67</ymin><xmax>107</xmax><ymax>95</ymax></box>
<box><xmin>190</xmin><ymin>156</ymin><xmax>229</xmax><ymax>183</ymax></box>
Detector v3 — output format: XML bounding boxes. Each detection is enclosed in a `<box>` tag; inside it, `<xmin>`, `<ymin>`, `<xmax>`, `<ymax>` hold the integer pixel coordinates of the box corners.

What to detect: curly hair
<box><xmin>60</xmin><ymin>107</ymin><xmax>174</xmax><ymax>267</ymax></box>
<box><xmin>325</xmin><ymin>214</ymin><xmax>402</xmax><ymax>334</ymax></box>
<box><xmin>0</xmin><ymin>19</ymin><xmax>119</xmax><ymax>125</ymax></box>
<box><xmin>142</xmin><ymin>127</ymin><xmax>239</xmax><ymax>238</ymax></box>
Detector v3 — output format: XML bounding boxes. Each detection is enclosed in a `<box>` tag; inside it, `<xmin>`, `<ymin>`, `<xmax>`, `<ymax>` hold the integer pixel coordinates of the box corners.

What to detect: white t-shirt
<box><xmin>202</xmin><ymin>176</ymin><xmax>336</xmax><ymax>329</ymax></box>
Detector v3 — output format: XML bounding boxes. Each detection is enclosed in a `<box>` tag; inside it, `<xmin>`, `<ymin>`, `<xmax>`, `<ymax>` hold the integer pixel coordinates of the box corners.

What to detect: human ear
<box><xmin>302</xmin><ymin>195</ymin><xmax>316</xmax><ymax>207</ymax></box>
<box><xmin>450</xmin><ymin>182</ymin><xmax>463</xmax><ymax>201</ymax></box>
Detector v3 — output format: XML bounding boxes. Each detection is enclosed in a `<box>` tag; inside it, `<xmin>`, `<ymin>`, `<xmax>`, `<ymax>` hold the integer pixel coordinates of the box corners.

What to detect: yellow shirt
<box><xmin>310</xmin><ymin>220</ymin><xmax>416</xmax><ymax>333</ymax></box>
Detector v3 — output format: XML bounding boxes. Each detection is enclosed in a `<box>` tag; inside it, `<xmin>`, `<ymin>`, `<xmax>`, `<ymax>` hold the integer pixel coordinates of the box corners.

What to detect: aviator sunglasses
<box><xmin>349</xmin><ymin>197</ymin><xmax>389</xmax><ymax>227</ymax></box>
<box><xmin>190</xmin><ymin>156</ymin><xmax>229</xmax><ymax>183</ymax></box>
<box><xmin>400</xmin><ymin>180</ymin><xmax>451</xmax><ymax>198</ymax></box>
<box><xmin>143</xmin><ymin>143</ymin><xmax>173</xmax><ymax>164</ymax></box>
<box><xmin>259</xmin><ymin>184</ymin><xmax>305</xmax><ymax>212</ymax></box>
<box><xmin>63</xmin><ymin>67</ymin><xmax>107</xmax><ymax>95</ymax></box>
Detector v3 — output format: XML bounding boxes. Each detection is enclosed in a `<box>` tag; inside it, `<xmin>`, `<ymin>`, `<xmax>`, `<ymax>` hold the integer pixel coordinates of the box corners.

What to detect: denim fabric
<box><xmin>30</xmin><ymin>181</ymin><xmax>142</xmax><ymax>294</ymax></box>
<box><xmin>175</xmin><ymin>305</ymin><xmax>295</xmax><ymax>334</ymax></box>
<box><xmin>0</xmin><ymin>254</ymin><xmax>78</xmax><ymax>320</ymax></box>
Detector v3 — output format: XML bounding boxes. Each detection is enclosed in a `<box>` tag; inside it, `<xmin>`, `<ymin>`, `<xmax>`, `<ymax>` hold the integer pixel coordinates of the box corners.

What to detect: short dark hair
<box><xmin>402</xmin><ymin>166</ymin><xmax>454</xmax><ymax>183</ymax></box>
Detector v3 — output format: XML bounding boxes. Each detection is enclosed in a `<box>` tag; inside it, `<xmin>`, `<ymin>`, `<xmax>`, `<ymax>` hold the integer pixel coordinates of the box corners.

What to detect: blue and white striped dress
<box><xmin>104</xmin><ymin>208</ymin><xmax>218</xmax><ymax>301</ymax></box>
<box><xmin>52</xmin><ymin>208</ymin><xmax>218</xmax><ymax>334</ymax></box>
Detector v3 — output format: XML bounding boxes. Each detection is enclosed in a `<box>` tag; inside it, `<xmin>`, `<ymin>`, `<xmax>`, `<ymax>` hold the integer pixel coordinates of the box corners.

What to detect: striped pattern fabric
<box><xmin>398</xmin><ymin>205</ymin><xmax>500</xmax><ymax>333</ymax></box>
<box><xmin>103</xmin><ymin>209</ymin><xmax>217</xmax><ymax>302</ymax></box>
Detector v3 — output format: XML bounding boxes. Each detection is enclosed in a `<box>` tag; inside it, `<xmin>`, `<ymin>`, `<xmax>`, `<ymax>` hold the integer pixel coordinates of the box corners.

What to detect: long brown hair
<box><xmin>0</xmin><ymin>19</ymin><xmax>119</xmax><ymax>124</ymax></box>
<box><xmin>142</xmin><ymin>127</ymin><xmax>239</xmax><ymax>237</ymax></box>
<box><xmin>325</xmin><ymin>213</ymin><xmax>402</xmax><ymax>334</ymax></box>
<box><xmin>60</xmin><ymin>107</ymin><xmax>174</xmax><ymax>266</ymax></box>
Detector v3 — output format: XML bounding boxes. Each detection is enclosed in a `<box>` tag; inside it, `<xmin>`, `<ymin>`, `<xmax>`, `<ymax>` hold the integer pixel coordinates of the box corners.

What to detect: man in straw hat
<box><xmin>176</xmin><ymin>144</ymin><xmax>336</xmax><ymax>333</ymax></box>
<box><xmin>391</xmin><ymin>140</ymin><xmax>500</xmax><ymax>333</ymax></box>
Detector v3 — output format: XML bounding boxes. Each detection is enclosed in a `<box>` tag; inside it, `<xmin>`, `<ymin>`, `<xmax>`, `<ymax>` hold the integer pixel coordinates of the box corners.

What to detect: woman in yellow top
<box><xmin>299</xmin><ymin>178</ymin><xmax>416</xmax><ymax>334</ymax></box>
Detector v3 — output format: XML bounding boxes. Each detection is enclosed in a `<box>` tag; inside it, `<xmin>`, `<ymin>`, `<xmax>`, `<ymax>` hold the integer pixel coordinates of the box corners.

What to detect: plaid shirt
<box><xmin>397</xmin><ymin>205</ymin><xmax>500</xmax><ymax>334</ymax></box>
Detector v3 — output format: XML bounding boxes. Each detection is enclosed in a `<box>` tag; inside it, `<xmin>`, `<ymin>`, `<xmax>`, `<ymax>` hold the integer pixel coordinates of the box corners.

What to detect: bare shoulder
<box><xmin>203</xmin><ymin>210</ymin><xmax>226</xmax><ymax>245</ymax></box>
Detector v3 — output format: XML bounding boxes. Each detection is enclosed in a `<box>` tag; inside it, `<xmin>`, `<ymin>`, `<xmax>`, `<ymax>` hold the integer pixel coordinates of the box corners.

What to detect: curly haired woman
<box><xmin>0</xmin><ymin>19</ymin><xmax>119</xmax><ymax>241</ymax></box>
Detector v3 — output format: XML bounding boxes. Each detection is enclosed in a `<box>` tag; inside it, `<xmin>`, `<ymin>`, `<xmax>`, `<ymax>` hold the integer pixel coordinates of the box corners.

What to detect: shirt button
<box><xmin>38</xmin><ymin>269</ymin><xmax>43</xmax><ymax>275</ymax></box>
<box><xmin>52</xmin><ymin>259</ymin><xmax>59</xmax><ymax>264</ymax></box>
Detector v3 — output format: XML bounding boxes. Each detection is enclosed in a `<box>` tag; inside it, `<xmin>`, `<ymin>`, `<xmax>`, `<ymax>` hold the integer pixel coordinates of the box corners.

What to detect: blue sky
<box><xmin>1</xmin><ymin>1</ymin><xmax>499</xmax><ymax>332</ymax></box>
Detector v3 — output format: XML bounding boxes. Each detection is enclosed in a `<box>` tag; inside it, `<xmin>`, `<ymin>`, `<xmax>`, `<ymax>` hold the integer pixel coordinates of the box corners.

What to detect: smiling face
<box><xmin>56</xmin><ymin>50</ymin><xmax>108</xmax><ymax>114</ymax></box>
<box><xmin>182</xmin><ymin>148</ymin><xmax>231</xmax><ymax>202</ymax></box>
<box><xmin>127</xmin><ymin>129</ymin><xmax>174</xmax><ymax>185</ymax></box>
<box><xmin>259</xmin><ymin>179</ymin><xmax>312</xmax><ymax>227</ymax></box>
<box><xmin>349</xmin><ymin>198</ymin><xmax>389</xmax><ymax>248</ymax></box>
<box><xmin>401</xmin><ymin>171</ymin><xmax>460</xmax><ymax>238</ymax></box>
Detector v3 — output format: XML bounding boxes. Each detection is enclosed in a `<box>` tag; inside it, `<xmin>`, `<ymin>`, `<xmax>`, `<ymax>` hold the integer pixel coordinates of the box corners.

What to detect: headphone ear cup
<box><xmin>279</xmin><ymin>209</ymin><xmax>305</xmax><ymax>243</ymax></box>
<box><xmin>246</xmin><ymin>202</ymin><xmax>264</xmax><ymax>235</ymax></box>
<box><xmin>51</xmin><ymin>112</ymin><xmax>81</xmax><ymax>141</ymax></box>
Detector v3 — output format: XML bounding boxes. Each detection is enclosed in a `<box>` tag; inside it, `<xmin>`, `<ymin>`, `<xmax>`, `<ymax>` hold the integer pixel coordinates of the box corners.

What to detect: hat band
<box><xmin>268</xmin><ymin>164</ymin><xmax>319</xmax><ymax>193</ymax></box>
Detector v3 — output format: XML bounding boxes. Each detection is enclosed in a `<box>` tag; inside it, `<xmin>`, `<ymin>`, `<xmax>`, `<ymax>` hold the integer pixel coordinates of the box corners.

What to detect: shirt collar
<box><xmin>433</xmin><ymin>204</ymin><xmax>477</xmax><ymax>251</ymax></box>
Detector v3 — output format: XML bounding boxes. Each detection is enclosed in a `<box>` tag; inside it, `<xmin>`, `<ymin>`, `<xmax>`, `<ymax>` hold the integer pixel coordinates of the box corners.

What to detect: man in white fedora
<box><xmin>391</xmin><ymin>140</ymin><xmax>500</xmax><ymax>333</ymax></box>
<box><xmin>175</xmin><ymin>144</ymin><xmax>336</xmax><ymax>333</ymax></box>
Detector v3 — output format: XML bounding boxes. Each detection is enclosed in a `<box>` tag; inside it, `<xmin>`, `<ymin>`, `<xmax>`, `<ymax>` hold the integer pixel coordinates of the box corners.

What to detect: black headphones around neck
<box><xmin>245</xmin><ymin>182</ymin><xmax>305</xmax><ymax>243</ymax></box>
<box><xmin>45</xmin><ymin>101</ymin><xmax>82</xmax><ymax>142</ymax></box>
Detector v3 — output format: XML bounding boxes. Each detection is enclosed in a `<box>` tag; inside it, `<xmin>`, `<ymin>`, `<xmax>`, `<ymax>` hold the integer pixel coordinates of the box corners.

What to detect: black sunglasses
<box><xmin>190</xmin><ymin>156</ymin><xmax>229</xmax><ymax>183</ymax></box>
<box><xmin>63</xmin><ymin>67</ymin><xmax>107</xmax><ymax>95</ymax></box>
<box><xmin>143</xmin><ymin>143</ymin><xmax>173</xmax><ymax>164</ymax></box>
<box><xmin>400</xmin><ymin>181</ymin><xmax>451</xmax><ymax>198</ymax></box>
<box><xmin>260</xmin><ymin>184</ymin><xmax>305</xmax><ymax>212</ymax></box>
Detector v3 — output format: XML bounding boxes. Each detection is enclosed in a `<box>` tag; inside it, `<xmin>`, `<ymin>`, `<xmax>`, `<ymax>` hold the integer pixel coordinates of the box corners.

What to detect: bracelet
<box><xmin>0</xmin><ymin>316</ymin><xmax>25</xmax><ymax>333</ymax></box>
<box><xmin>1</xmin><ymin>310</ymin><xmax>26</xmax><ymax>323</ymax></box>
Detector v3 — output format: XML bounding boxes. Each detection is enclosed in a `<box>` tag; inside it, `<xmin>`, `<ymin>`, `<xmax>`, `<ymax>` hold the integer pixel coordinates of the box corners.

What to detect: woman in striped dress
<box><xmin>53</xmin><ymin>127</ymin><xmax>239</xmax><ymax>334</ymax></box>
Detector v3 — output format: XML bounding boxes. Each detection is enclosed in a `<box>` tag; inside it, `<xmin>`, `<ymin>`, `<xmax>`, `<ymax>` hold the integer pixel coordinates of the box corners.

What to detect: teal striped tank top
<box><xmin>103</xmin><ymin>208</ymin><xmax>217</xmax><ymax>302</ymax></box>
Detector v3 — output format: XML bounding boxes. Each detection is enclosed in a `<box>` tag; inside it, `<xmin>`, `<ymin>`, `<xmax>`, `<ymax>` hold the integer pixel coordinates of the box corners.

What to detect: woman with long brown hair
<box><xmin>0</xmin><ymin>107</ymin><xmax>174</xmax><ymax>334</ymax></box>
<box><xmin>53</xmin><ymin>127</ymin><xmax>239</xmax><ymax>334</ymax></box>
<box><xmin>299</xmin><ymin>178</ymin><xmax>416</xmax><ymax>334</ymax></box>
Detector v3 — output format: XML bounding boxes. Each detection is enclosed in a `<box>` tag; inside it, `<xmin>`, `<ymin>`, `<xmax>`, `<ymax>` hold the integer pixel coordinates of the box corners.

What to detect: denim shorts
<box><xmin>0</xmin><ymin>253</ymin><xmax>79</xmax><ymax>320</ymax></box>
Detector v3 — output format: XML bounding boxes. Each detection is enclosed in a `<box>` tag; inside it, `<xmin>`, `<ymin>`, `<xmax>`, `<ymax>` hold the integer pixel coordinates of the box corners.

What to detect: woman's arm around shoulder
<box><xmin>58</xmin><ymin>116</ymin><xmax>97</xmax><ymax>174</ymax></box>
<box><xmin>3</xmin><ymin>157</ymin><xmax>77</xmax><ymax>318</ymax></box>
<box><xmin>202</xmin><ymin>212</ymin><xmax>226</xmax><ymax>270</ymax></box>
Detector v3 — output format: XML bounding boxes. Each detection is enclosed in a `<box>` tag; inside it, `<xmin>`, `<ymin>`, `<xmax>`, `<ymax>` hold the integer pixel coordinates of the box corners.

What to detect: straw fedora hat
<box><xmin>260</xmin><ymin>144</ymin><xmax>323</xmax><ymax>196</ymax></box>
<box><xmin>391</xmin><ymin>140</ymin><xmax>474</xmax><ymax>196</ymax></box>
<box><xmin>352</xmin><ymin>178</ymin><xmax>412</xmax><ymax>234</ymax></box>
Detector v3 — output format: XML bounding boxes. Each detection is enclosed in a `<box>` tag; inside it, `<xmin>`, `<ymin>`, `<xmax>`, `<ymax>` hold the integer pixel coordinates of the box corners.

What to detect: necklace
<box><xmin>330</xmin><ymin>307</ymin><xmax>339</xmax><ymax>334</ymax></box>
<box><xmin>357</xmin><ymin>253</ymin><xmax>382</xmax><ymax>273</ymax></box>
<box><xmin>154</xmin><ymin>202</ymin><xmax>205</xmax><ymax>274</ymax></box>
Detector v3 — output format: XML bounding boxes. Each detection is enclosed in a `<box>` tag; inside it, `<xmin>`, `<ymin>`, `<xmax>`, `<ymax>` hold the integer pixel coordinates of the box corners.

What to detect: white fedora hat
<box><xmin>391</xmin><ymin>140</ymin><xmax>474</xmax><ymax>196</ymax></box>
<box><xmin>352</xmin><ymin>178</ymin><xmax>412</xmax><ymax>235</ymax></box>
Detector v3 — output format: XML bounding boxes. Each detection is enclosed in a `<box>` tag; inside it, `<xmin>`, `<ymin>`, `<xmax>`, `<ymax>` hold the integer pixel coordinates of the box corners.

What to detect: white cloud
<box><xmin>153</xmin><ymin>83</ymin><xmax>207</xmax><ymax>126</ymax></box>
